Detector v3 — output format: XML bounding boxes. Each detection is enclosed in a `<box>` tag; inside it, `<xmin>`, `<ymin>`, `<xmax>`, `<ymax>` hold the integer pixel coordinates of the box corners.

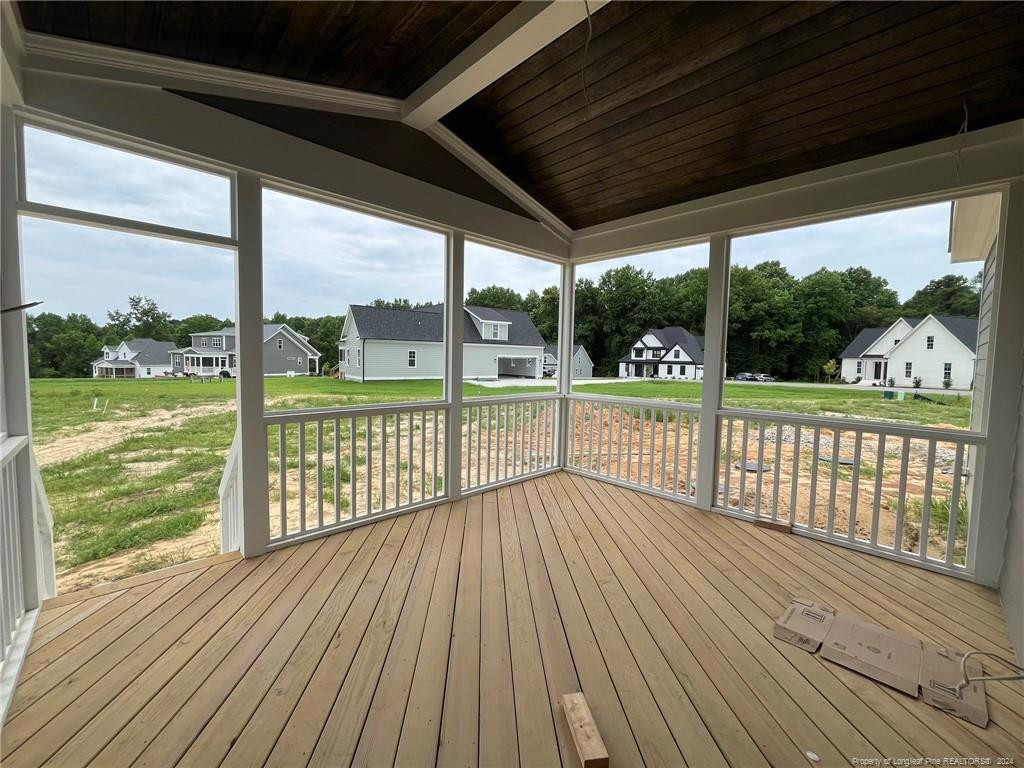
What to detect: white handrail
<box><xmin>717</xmin><ymin>407</ymin><xmax>985</xmax><ymax>443</ymax></box>
<box><xmin>218</xmin><ymin>429</ymin><xmax>242</xmax><ymax>553</ymax></box>
<box><xmin>29</xmin><ymin>449</ymin><xmax>56</xmax><ymax>601</ymax></box>
<box><xmin>569</xmin><ymin>392</ymin><xmax>702</xmax><ymax>411</ymax></box>
<box><xmin>263</xmin><ymin>399</ymin><xmax>448</xmax><ymax>424</ymax></box>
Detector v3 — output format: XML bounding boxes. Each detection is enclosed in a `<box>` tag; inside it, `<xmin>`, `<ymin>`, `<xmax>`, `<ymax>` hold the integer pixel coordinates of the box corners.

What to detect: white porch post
<box><xmin>233</xmin><ymin>172</ymin><xmax>269</xmax><ymax>557</ymax></box>
<box><xmin>444</xmin><ymin>230</ymin><xmax>465</xmax><ymax>501</ymax></box>
<box><xmin>695</xmin><ymin>233</ymin><xmax>730</xmax><ymax>510</ymax></box>
<box><xmin>970</xmin><ymin>180</ymin><xmax>1024</xmax><ymax>586</ymax></box>
<box><xmin>556</xmin><ymin>261</ymin><xmax>576</xmax><ymax>466</ymax></box>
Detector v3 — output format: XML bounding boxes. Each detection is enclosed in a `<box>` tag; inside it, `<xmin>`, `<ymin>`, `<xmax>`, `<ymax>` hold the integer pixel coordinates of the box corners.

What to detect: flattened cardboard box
<box><xmin>919</xmin><ymin>643</ymin><xmax>989</xmax><ymax>728</ymax></box>
<box><xmin>820</xmin><ymin>613</ymin><xmax>922</xmax><ymax>697</ymax></box>
<box><xmin>773</xmin><ymin>598</ymin><xmax>835</xmax><ymax>652</ymax></box>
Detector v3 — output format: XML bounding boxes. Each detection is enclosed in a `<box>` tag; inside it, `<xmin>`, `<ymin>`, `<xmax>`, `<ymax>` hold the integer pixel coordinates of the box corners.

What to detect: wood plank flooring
<box><xmin>3</xmin><ymin>473</ymin><xmax>1021</xmax><ymax>768</ymax></box>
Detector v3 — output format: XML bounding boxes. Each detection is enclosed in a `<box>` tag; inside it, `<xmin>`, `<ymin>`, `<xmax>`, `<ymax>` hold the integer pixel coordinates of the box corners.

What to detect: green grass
<box><xmin>30</xmin><ymin>375</ymin><xmax>971</xmax><ymax>573</ymax></box>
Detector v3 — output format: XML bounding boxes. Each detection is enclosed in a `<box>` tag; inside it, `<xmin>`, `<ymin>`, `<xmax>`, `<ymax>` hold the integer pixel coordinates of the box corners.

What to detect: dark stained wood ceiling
<box><xmin>17</xmin><ymin>1</ymin><xmax>515</xmax><ymax>98</ymax></box>
<box><xmin>17</xmin><ymin>1</ymin><xmax>1024</xmax><ymax>230</ymax></box>
<box><xmin>445</xmin><ymin>1</ymin><xmax>1024</xmax><ymax>228</ymax></box>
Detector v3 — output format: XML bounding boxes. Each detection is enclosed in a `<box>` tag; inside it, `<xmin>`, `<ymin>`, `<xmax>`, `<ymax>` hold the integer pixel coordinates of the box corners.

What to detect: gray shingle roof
<box><xmin>932</xmin><ymin>315</ymin><xmax>979</xmax><ymax>353</ymax></box>
<box><xmin>347</xmin><ymin>305</ymin><xmax>545</xmax><ymax>347</ymax></box>
<box><xmin>840</xmin><ymin>327</ymin><xmax>886</xmax><ymax>359</ymax></box>
<box><xmin>120</xmin><ymin>338</ymin><xmax>178</xmax><ymax>365</ymax></box>
<box><xmin>544</xmin><ymin>344</ymin><xmax>583</xmax><ymax>360</ymax></box>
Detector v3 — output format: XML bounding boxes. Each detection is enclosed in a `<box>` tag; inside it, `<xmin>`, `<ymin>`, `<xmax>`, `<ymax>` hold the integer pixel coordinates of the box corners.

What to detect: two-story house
<box><xmin>170</xmin><ymin>324</ymin><xmax>322</xmax><ymax>377</ymax></box>
<box><xmin>91</xmin><ymin>338</ymin><xmax>178</xmax><ymax>379</ymax></box>
<box><xmin>840</xmin><ymin>315</ymin><xmax>978</xmax><ymax>389</ymax></box>
<box><xmin>617</xmin><ymin>327</ymin><xmax>705</xmax><ymax>380</ymax></box>
<box><xmin>338</xmin><ymin>304</ymin><xmax>546</xmax><ymax>382</ymax></box>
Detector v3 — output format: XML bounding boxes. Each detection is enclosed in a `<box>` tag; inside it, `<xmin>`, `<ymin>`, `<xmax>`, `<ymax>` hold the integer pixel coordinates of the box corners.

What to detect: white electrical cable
<box><xmin>580</xmin><ymin>0</ymin><xmax>594</xmax><ymax>121</ymax></box>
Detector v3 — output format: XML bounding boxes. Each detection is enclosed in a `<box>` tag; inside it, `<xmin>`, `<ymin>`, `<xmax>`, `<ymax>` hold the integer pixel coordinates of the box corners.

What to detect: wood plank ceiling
<box><xmin>17</xmin><ymin>1</ymin><xmax>1024</xmax><ymax>230</ymax></box>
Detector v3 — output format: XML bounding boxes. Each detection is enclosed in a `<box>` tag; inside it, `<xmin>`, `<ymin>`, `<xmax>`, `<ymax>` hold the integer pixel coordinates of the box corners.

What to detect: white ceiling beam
<box><xmin>402</xmin><ymin>0</ymin><xmax>609</xmax><ymax>130</ymax></box>
<box><xmin>21</xmin><ymin>32</ymin><xmax>404</xmax><ymax>120</ymax></box>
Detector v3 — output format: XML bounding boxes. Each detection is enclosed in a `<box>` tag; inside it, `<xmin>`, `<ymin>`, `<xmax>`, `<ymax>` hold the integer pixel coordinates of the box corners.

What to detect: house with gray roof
<box><xmin>840</xmin><ymin>314</ymin><xmax>978</xmax><ymax>389</ymax></box>
<box><xmin>543</xmin><ymin>345</ymin><xmax>593</xmax><ymax>379</ymax></box>
<box><xmin>170</xmin><ymin>323</ymin><xmax>321</xmax><ymax>378</ymax></box>
<box><xmin>338</xmin><ymin>304</ymin><xmax>546</xmax><ymax>382</ymax></box>
<box><xmin>92</xmin><ymin>338</ymin><xmax>178</xmax><ymax>378</ymax></box>
<box><xmin>618</xmin><ymin>326</ymin><xmax>705</xmax><ymax>380</ymax></box>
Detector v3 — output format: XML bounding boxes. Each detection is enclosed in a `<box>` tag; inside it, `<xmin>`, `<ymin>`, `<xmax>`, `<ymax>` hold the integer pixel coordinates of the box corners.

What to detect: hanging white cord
<box><xmin>580</xmin><ymin>0</ymin><xmax>594</xmax><ymax>120</ymax></box>
<box><xmin>952</xmin><ymin>99</ymin><xmax>969</xmax><ymax>182</ymax></box>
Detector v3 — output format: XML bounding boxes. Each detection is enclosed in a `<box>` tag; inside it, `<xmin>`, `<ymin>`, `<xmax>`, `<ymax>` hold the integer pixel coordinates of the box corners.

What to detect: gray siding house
<box><xmin>338</xmin><ymin>304</ymin><xmax>546</xmax><ymax>382</ymax></box>
<box><xmin>543</xmin><ymin>345</ymin><xmax>594</xmax><ymax>379</ymax></box>
<box><xmin>170</xmin><ymin>323</ymin><xmax>321</xmax><ymax>377</ymax></box>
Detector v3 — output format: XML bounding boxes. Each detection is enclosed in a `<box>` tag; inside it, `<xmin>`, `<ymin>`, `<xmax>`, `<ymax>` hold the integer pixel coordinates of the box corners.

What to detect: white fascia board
<box><xmin>402</xmin><ymin>1</ymin><xmax>609</xmax><ymax>130</ymax></box>
<box><xmin>861</xmin><ymin>318</ymin><xmax>911</xmax><ymax>358</ymax></box>
<box><xmin>1</xmin><ymin>1</ymin><xmax>25</xmax><ymax>107</ymax></box>
<box><xmin>570</xmin><ymin>120</ymin><xmax>1024</xmax><ymax>262</ymax></box>
<box><xmin>21</xmin><ymin>31</ymin><xmax>402</xmax><ymax>120</ymax></box>
<box><xmin>20</xmin><ymin>69</ymin><xmax>569</xmax><ymax>260</ymax></box>
<box><xmin>950</xmin><ymin>192</ymin><xmax>1001</xmax><ymax>264</ymax></box>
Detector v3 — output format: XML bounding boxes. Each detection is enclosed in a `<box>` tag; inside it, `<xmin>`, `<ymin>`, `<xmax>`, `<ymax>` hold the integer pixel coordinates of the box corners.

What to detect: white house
<box><xmin>840</xmin><ymin>315</ymin><xmax>978</xmax><ymax>389</ymax></box>
<box><xmin>617</xmin><ymin>326</ymin><xmax>704</xmax><ymax>380</ymax></box>
<box><xmin>338</xmin><ymin>304</ymin><xmax>546</xmax><ymax>382</ymax></box>
<box><xmin>91</xmin><ymin>338</ymin><xmax>177</xmax><ymax>379</ymax></box>
<box><xmin>543</xmin><ymin>345</ymin><xmax>593</xmax><ymax>379</ymax></box>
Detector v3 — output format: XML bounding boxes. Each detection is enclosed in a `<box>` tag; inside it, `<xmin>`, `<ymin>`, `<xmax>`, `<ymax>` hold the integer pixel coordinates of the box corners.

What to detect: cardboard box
<box><xmin>919</xmin><ymin>643</ymin><xmax>989</xmax><ymax>728</ymax></box>
<box><xmin>774</xmin><ymin>598</ymin><xmax>836</xmax><ymax>652</ymax></box>
<box><xmin>820</xmin><ymin>614</ymin><xmax>922</xmax><ymax>696</ymax></box>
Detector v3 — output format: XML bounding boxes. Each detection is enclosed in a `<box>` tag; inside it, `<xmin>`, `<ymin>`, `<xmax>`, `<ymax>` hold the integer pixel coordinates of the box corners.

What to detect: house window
<box><xmin>944</xmin><ymin>363</ymin><xmax>952</xmax><ymax>379</ymax></box>
<box><xmin>297</xmin><ymin>357</ymin><xmax>302</xmax><ymax>366</ymax></box>
<box><xmin>673</xmin><ymin>349</ymin><xmax>680</xmax><ymax>359</ymax></box>
<box><xmin>146</xmin><ymin>368</ymin><xmax>151</xmax><ymax>375</ymax></box>
<box><xmin>634</xmin><ymin>347</ymin><xmax>643</xmax><ymax>358</ymax></box>
<box><xmin>200</xmin><ymin>338</ymin><xmax>208</xmax><ymax>347</ymax></box>
<box><xmin>103</xmin><ymin>351</ymin><xmax>110</xmax><ymax>359</ymax></box>
<box><xmin>666</xmin><ymin>365</ymin><xmax>673</xmax><ymax>375</ymax></box>
<box><xmin>174</xmin><ymin>355</ymin><xmax>181</xmax><ymax>366</ymax></box>
<box><xmin>341</xmin><ymin>349</ymin><xmax>347</xmax><ymax>364</ymax></box>
<box><xmin>491</xmin><ymin>325</ymin><xmax>499</xmax><ymax>339</ymax></box>
<box><xmin>856</xmin><ymin>361</ymin><xmax>862</xmax><ymax>374</ymax></box>
<box><xmin>212</xmin><ymin>337</ymin><xmax>222</xmax><ymax>348</ymax></box>
<box><xmin>356</xmin><ymin>349</ymin><xmax>361</xmax><ymax>366</ymax></box>
<box><xmin>277</xmin><ymin>339</ymin><xmax>283</xmax><ymax>350</ymax></box>
<box><xmin>408</xmin><ymin>350</ymin><xmax>417</xmax><ymax>368</ymax></box>
<box><xmin>905</xmin><ymin>362</ymin><xmax>913</xmax><ymax>378</ymax></box>
<box><xmin>926</xmin><ymin>335</ymin><xmax>934</xmax><ymax>350</ymax></box>
<box><xmin>680</xmin><ymin>365</ymin><xmax>687</xmax><ymax>376</ymax></box>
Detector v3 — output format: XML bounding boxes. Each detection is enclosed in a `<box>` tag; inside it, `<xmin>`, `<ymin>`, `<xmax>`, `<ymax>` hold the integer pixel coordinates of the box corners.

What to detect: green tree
<box><xmin>27</xmin><ymin>312</ymin><xmax>103</xmax><ymax>377</ymax></box>
<box><xmin>597</xmin><ymin>266</ymin><xmax>658</xmax><ymax>376</ymax></box>
<box><xmin>901</xmin><ymin>274</ymin><xmax>979</xmax><ymax>318</ymax></box>
<box><xmin>791</xmin><ymin>269</ymin><xmax>853</xmax><ymax>380</ymax></box>
<box><xmin>466</xmin><ymin>285</ymin><xmax>525</xmax><ymax>310</ymax></box>
<box><xmin>572</xmin><ymin>278</ymin><xmax>607</xmax><ymax>373</ymax></box>
<box><xmin>106</xmin><ymin>295</ymin><xmax>174</xmax><ymax>341</ymax></box>
<box><xmin>726</xmin><ymin>262</ymin><xmax>800</xmax><ymax>376</ymax></box>
<box><xmin>822</xmin><ymin>359</ymin><xmax>838</xmax><ymax>383</ymax></box>
<box><xmin>369</xmin><ymin>298</ymin><xmax>413</xmax><ymax>310</ymax></box>
<box><xmin>653</xmin><ymin>268</ymin><xmax>708</xmax><ymax>333</ymax></box>
<box><xmin>523</xmin><ymin>286</ymin><xmax>560</xmax><ymax>343</ymax></box>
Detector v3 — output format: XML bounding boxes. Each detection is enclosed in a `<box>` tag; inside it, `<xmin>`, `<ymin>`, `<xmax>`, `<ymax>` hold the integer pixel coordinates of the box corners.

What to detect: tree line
<box><xmin>27</xmin><ymin>296</ymin><xmax>344</xmax><ymax>378</ymax></box>
<box><xmin>27</xmin><ymin>265</ymin><xmax>979</xmax><ymax>379</ymax></box>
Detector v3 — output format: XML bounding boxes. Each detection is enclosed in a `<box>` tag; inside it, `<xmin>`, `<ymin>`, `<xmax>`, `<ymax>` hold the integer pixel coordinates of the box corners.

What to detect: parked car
<box><xmin>735</xmin><ymin>372</ymin><xmax>756</xmax><ymax>381</ymax></box>
<box><xmin>754</xmin><ymin>373</ymin><xmax>775</xmax><ymax>382</ymax></box>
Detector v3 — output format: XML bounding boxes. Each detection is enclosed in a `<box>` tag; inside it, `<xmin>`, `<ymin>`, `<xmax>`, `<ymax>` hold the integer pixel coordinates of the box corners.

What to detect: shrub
<box><xmin>887</xmin><ymin>377</ymin><xmax>895</xmax><ymax>387</ymax></box>
<box><xmin>943</xmin><ymin>377</ymin><xmax>953</xmax><ymax>389</ymax></box>
<box><xmin>912</xmin><ymin>376</ymin><xmax>922</xmax><ymax>388</ymax></box>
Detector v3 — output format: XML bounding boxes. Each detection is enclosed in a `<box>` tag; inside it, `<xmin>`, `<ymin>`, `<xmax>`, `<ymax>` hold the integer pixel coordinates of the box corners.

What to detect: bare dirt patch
<box><xmin>36</xmin><ymin>401</ymin><xmax>238</xmax><ymax>467</ymax></box>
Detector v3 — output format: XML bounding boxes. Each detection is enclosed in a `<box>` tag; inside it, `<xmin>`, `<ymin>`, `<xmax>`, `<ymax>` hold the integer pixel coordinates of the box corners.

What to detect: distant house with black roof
<box><xmin>92</xmin><ymin>338</ymin><xmax>178</xmax><ymax>379</ymax></box>
<box><xmin>338</xmin><ymin>304</ymin><xmax>546</xmax><ymax>381</ymax></box>
<box><xmin>839</xmin><ymin>314</ymin><xmax>978</xmax><ymax>389</ymax></box>
<box><xmin>617</xmin><ymin>326</ymin><xmax>705</xmax><ymax>380</ymax></box>
<box><xmin>543</xmin><ymin>345</ymin><xmax>593</xmax><ymax>379</ymax></box>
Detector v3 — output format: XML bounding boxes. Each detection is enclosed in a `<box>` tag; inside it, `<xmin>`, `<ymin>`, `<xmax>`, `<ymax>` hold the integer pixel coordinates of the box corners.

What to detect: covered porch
<box><xmin>1</xmin><ymin>3</ymin><xmax>1023</xmax><ymax>765</ymax></box>
<box><xmin>3</xmin><ymin>473</ymin><xmax>1022</xmax><ymax>767</ymax></box>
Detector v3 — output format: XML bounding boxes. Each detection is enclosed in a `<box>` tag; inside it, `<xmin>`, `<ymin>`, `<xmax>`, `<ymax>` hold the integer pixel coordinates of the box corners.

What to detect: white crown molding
<box><xmin>427</xmin><ymin>122</ymin><xmax>571</xmax><ymax>242</ymax></box>
<box><xmin>21</xmin><ymin>32</ymin><xmax>403</xmax><ymax>120</ymax></box>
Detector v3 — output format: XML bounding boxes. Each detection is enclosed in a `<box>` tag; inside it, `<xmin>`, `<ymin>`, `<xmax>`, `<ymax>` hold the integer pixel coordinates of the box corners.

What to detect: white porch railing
<box><xmin>461</xmin><ymin>394</ymin><xmax>560</xmax><ymax>493</ymax></box>
<box><xmin>715</xmin><ymin>409</ymin><xmax>983</xmax><ymax>573</ymax></box>
<box><xmin>218</xmin><ymin>429</ymin><xmax>242</xmax><ymax>553</ymax></box>
<box><xmin>565</xmin><ymin>394</ymin><xmax>701</xmax><ymax>504</ymax></box>
<box><xmin>264</xmin><ymin>402</ymin><xmax>448</xmax><ymax>547</ymax></box>
<box><xmin>1</xmin><ymin>436</ymin><xmax>29</xmax><ymax>663</ymax></box>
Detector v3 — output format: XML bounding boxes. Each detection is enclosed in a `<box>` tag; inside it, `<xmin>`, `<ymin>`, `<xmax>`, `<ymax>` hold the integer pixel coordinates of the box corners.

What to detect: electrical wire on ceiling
<box><xmin>952</xmin><ymin>98</ymin><xmax>969</xmax><ymax>182</ymax></box>
<box><xmin>580</xmin><ymin>0</ymin><xmax>593</xmax><ymax>121</ymax></box>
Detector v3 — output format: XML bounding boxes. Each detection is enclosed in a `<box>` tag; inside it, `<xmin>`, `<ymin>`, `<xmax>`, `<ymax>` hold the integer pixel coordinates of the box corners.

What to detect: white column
<box><xmin>444</xmin><ymin>231</ymin><xmax>465</xmax><ymax>501</ymax></box>
<box><xmin>970</xmin><ymin>180</ymin><xmax>1024</xmax><ymax>586</ymax></box>
<box><xmin>695</xmin><ymin>233</ymin><xmax>730</xmax><ymax>510</ymax></box>
<box><xmin>1</xmin><ymin>106</ymin><xmax>43</xmax><ymax>609</ymax></box>
<box><xmin>556</xmin><ymin>261</ymin><xmax>576</xmax><ymax>466</ymax></box>
<box><xmin>233</xmin><ymin>172</ymin><xmax>269</xmax><ymax>557</ymax></box>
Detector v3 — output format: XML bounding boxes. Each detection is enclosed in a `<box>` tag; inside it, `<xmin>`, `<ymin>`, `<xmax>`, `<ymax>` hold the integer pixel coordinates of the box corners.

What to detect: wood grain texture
<box><xmin>3</xmin><ymin>473</ymin><xmax>1021</xmax><ymax>767</ymax></box>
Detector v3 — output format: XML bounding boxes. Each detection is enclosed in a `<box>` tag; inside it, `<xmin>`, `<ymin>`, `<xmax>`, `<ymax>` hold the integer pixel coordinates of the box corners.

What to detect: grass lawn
<box><xmin>30</xmin><ymin>376</ymin><xmax>971</xmax><ymax>582</ymax></box>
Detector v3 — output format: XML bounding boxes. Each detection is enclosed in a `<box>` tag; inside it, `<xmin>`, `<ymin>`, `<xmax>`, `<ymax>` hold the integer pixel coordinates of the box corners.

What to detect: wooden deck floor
<box><xmin>3</xmin><ymin>472</ymin><xmax>1022</xmax><ymax>768</ymax></box>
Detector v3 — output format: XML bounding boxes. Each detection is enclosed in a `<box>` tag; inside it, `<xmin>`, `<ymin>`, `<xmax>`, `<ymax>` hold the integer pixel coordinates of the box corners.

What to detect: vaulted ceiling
<box><xmin>17</xmin><ymin>1</ymin><xmax>1024</xmax><ymax>231</ymax></box>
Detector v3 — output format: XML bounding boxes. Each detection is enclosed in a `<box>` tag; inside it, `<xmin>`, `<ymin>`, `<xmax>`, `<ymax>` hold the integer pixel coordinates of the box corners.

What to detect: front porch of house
<box><xmin>4</xmin><ymin>472</ymin><xmax>1021</xmax><ymax>768</ymax></box>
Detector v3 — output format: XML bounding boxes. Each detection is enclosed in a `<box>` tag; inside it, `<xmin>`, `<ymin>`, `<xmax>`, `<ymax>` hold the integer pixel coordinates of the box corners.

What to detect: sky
<box><xmin>21</xmin><ymin>126</ymin><xmax>981</xmax><ymax>324</ymax></box>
